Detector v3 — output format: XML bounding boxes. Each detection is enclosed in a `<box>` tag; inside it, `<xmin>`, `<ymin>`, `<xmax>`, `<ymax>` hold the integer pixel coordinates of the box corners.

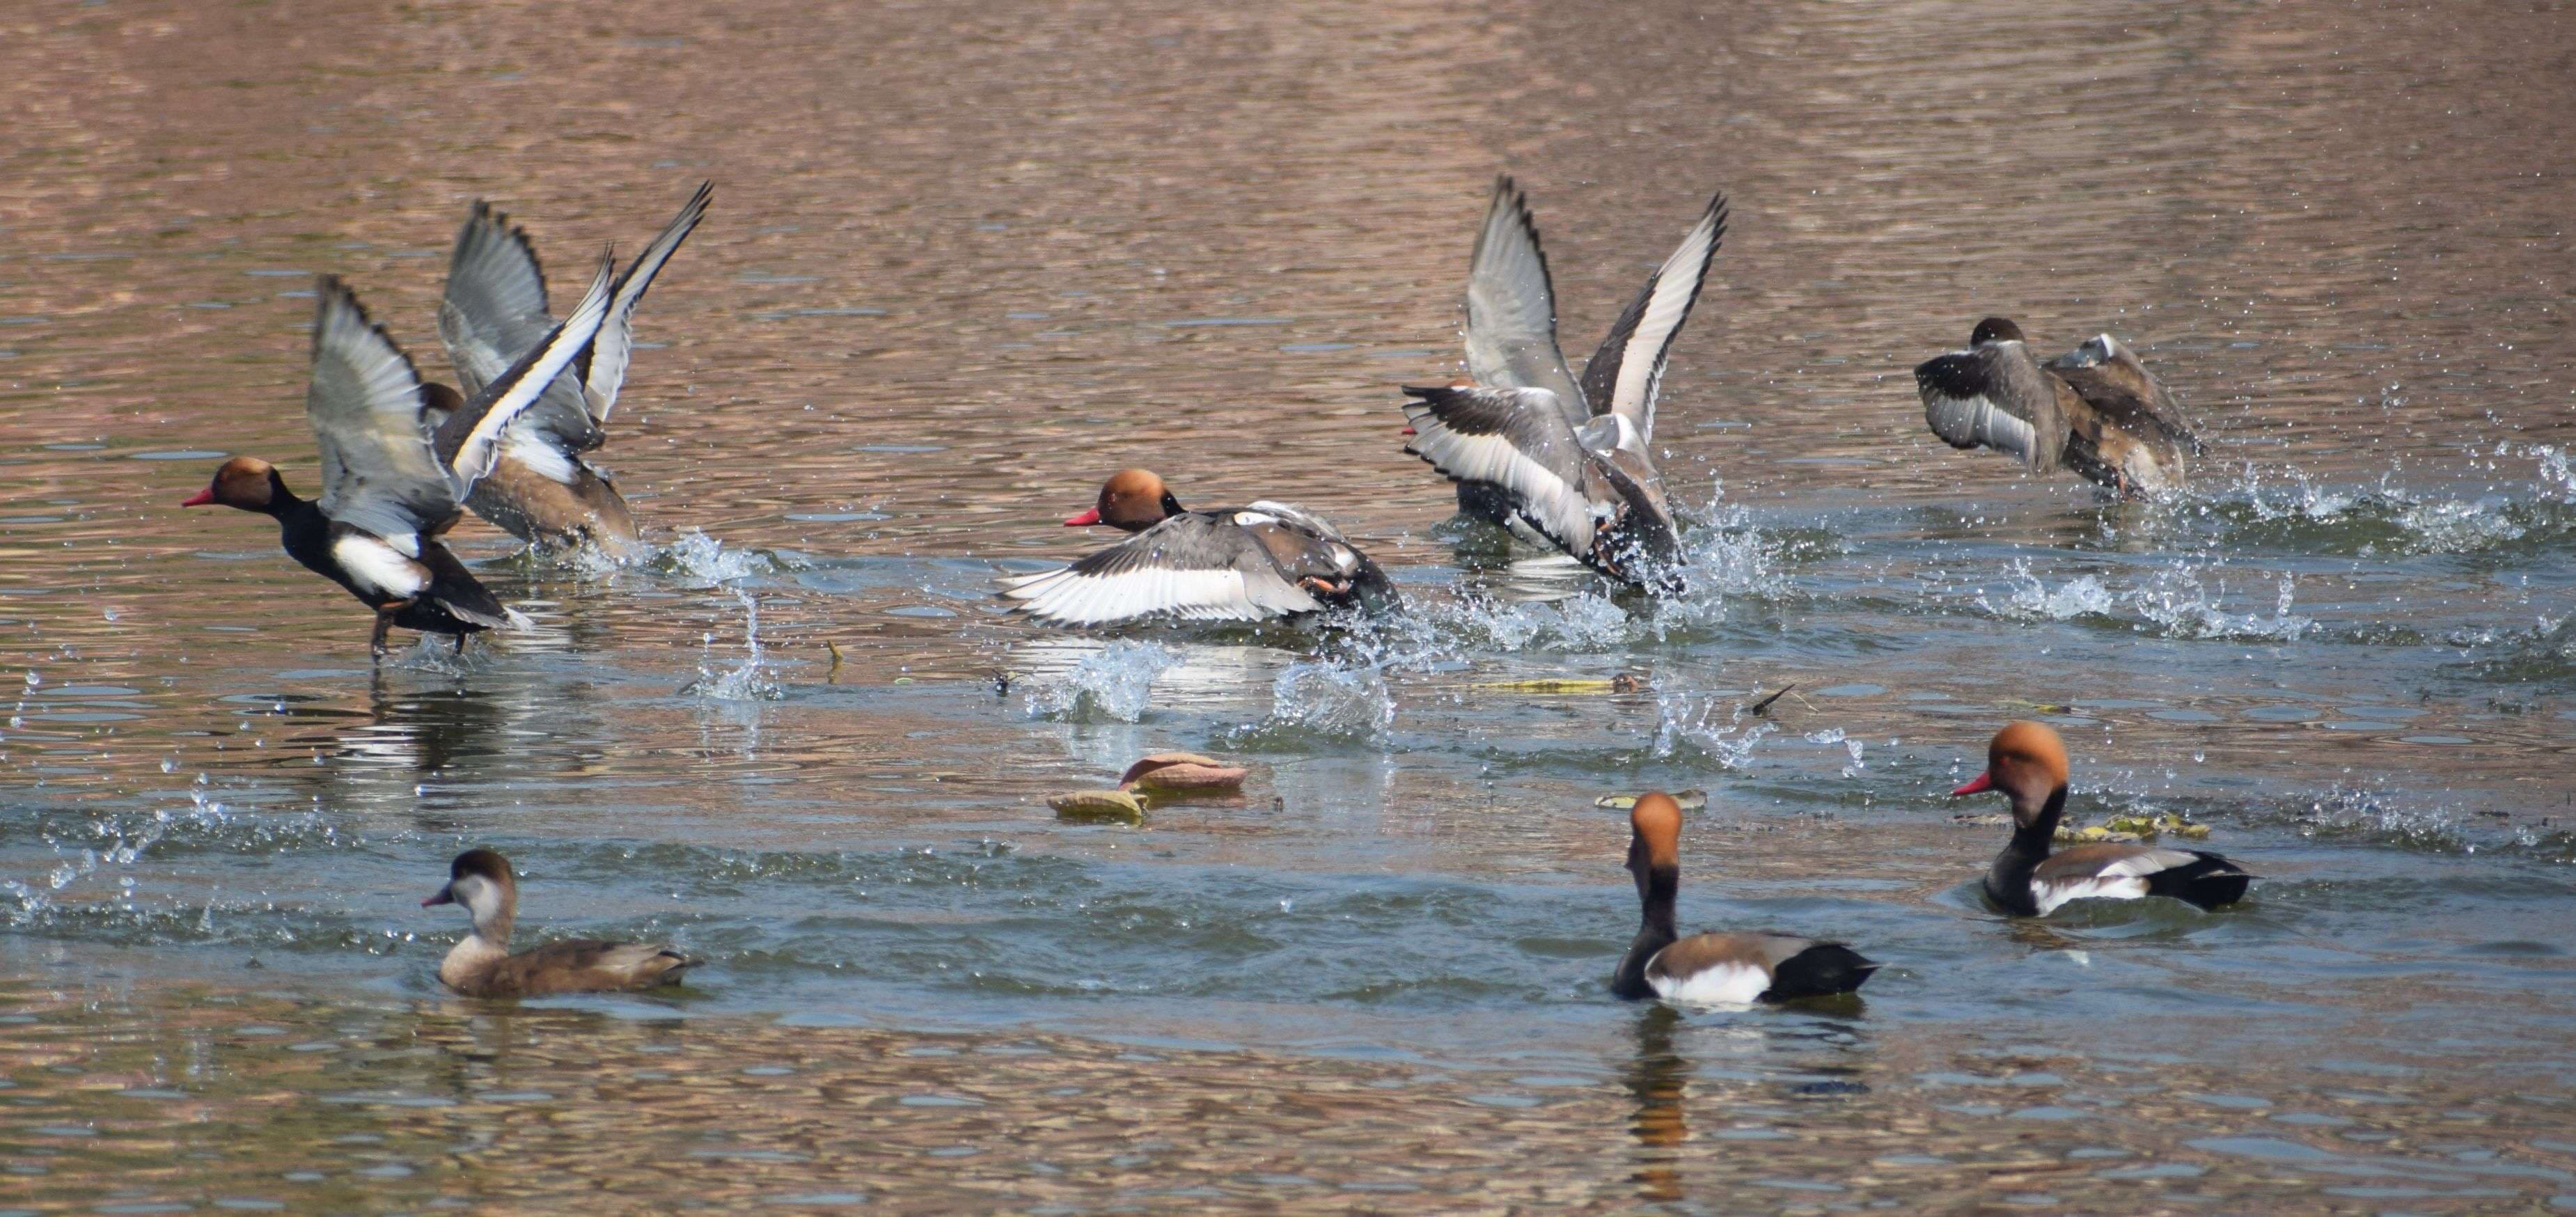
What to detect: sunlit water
<box><xmin>4</xmin><ymin>0</ymin><xmax>2575</xmax><ymax>1211</ymax></box>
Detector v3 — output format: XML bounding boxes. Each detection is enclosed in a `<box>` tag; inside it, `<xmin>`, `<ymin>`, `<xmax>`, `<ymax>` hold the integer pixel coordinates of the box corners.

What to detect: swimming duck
<box><xmin>1953</xmin><ymin>722</ymin><xmax>2251</xmax><ymax>916</ymax></box>
<box><xmin>183</xmin><ymin>259</ymin><xmax>615</xmax><ymax>657</ymax></box>
<box><xmin>1401</xmin><ymin>177</ymin><xmax>1725</xmax><ymax>588</ymax></box>
<box><xmin>1000</xmin><ymin>469</ymin><xmax>1395</xmax><ymax>627</ymax></box>
<box><xmin>1914</xmin><ymin>318</ymin><xmax>2202</xmax><ymax>496</ymax></box>
<box><xmin>422</xmin><ymin>847</ymin><xmax>698</xmax><ymax>998</ymax></box>
<box><xmin>1611</xmin><ymin>792</ymin><xmax>1878</xmax><ymax>1005</ymax></box>
<box><xmin>432</xmin><ymin>182</ymin><xmax>712</xmax><ymax>559</ymax></box>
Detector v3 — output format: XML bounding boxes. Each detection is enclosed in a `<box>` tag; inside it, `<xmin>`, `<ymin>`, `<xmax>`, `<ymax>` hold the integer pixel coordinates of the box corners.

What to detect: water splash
<box><xmin>1221</xmin><ymin>661</ymin><xmax>1394</xmax><ymax>748</ymax></box>
<box><xmin>1023</xmin><ymin>641</ymin><xmax>1177</xmax><ymax>723</ymax></box>
<box><xmin>682</xmin><ymin>588</ymin><xmax>783</xmax><ymax>701</ymax></box>
<box><xmin>1977</xmin><ymin>559</ymin><xmax>2309</xmax><ymax>642</ymax></box>
<box><xmin>1651</xmin><ymin>690</ymin><xmax>1777</xmax><ymax>768</ymax></box>
<box><xmin>656</xmin><ymin>528</ymin><xmax>795</xmax><ymax>587</ymax></box>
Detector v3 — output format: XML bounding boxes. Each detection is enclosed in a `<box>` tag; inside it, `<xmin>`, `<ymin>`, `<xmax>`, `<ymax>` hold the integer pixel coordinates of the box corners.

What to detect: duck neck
<box><xmin>1988</xmin><ymin>786</ymin><xmax>2068</xmax><ymax>907</ymax></box>
<box><xmin>1612</xmin><ymin>863</ymin><xmax>1679</xmax><ymax>999</ymax></box>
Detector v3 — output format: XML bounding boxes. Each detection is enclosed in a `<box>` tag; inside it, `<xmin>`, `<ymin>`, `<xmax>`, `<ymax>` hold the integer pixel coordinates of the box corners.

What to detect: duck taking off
<box><xmin>1401</xmin><ymin>177</ymin><xmax>1726</xmax><ymax>589</ymax></box>
<box><xmin>1952</xmin><ymin>721</ymin><xmax>2252</xmax><ymax>917</ymax></box>
<box><xmin>182</xmin><ymin>257</ymin><xmax>615</xmax><ymax>659</ymax></box>
<box><xmin>1611</xmin><ymin>792</ymin><xmax>1879</xmax><ymax>1006</ymax></box>
<box><xmin>423</xmin><ymin>848</ymin><xmax>698</xmax><ymax>998</ymax></box>
<box><xmin>1000</xmin><ymin>469</ymin><xmax>1395</xmax><ymax>627</ymax></box>
<box><xmin>432</xmin><ymin>182</ymin><xmax>712</xmax><ymax>560</ymax></box>
<box><xmin>1913</xmin><ymin>318</ymin><xmax>2202</xmax><ymax>497</ymax></box>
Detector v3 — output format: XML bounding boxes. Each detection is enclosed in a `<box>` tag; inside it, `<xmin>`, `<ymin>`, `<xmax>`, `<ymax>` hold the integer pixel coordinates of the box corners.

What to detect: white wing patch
<box><xmin>1000</xmin><ymin>565</ymin><xmax>1314</xmax><ymax>627</ymax></box>
<box><xmin>1646</xmin><ymin>959</ymin><xmax>1770</xmax><ymax>1007</ymax></box>
<box><xmin>331</xmin><ymin>533</ymin><xmax>431</xmax><ymax>599</ymax></box>
<box><xmin>503</xmin><ymin>423</ymin><xmax>579</xmax><ymax>486</ymax></box>
<box><xmin>1922</xmin><ymin>391</ymin><xmax>2041</xmax><ymax>462</ymax></box>
<box><xmin>2031</xmin><ymin>874</ymin><xmax>2151</xmax><ymax>916</ymax></box>
<box><xmin>1403</xmin><ymin>400</ymin><xmax>1598</xmax><ymax>553</ymax></box>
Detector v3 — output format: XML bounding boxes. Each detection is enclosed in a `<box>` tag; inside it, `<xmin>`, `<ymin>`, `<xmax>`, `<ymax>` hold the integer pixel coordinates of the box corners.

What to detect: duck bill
<box><xmin>180</xmin><ymin>488</ymin><xmax>217</xmax><ymax>508</ymax></box>
<box><xmin>1951</xmin><ymin>773</ymin><xmax>1995</xmax><ymax>796</ymax></box>
<box><xmin>1062</xmin><ymin>508</ymin><xmax>1101</xmax><ymax>527</ymax></box>
<box><xmin>421</xmin><ymin>884</ymin><xmax>455</xmax><ymax>908</ymax></box>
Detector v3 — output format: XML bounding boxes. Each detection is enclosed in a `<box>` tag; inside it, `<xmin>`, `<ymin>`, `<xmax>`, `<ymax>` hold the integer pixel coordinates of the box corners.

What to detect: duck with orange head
<box><xmin>1954</xmin><ymin>721</ymin><xmax>2252</xmax><ymax>916</ymax></box>
<box><xmin>1610</xmin><ymin>792</ymin><xmax>1878</xmax><ymax>1006</ymax></box>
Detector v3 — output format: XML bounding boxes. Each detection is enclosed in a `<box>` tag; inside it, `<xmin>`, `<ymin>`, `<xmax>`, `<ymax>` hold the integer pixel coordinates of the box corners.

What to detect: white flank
<box><xmin>2032</xmin><ymin>874</ymin><xmax>2151</xmax><ymax>916</ymax></box>
<box><xmin>1647</xmin><ymin>960</ymin><xmax>1770</xmax><ymax>1007</ymax></box>
<box><xmin>331</xmin><ymin>533</ymin><xmax>430</xmax><ymax>599</ymax></box>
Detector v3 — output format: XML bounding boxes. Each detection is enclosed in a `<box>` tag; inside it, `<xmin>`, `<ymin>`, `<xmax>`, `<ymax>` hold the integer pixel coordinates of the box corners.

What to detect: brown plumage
<box><xmin>422</xmin><ymin>847</ymin><xmax>697</xmax><ymax>998</ymax></box>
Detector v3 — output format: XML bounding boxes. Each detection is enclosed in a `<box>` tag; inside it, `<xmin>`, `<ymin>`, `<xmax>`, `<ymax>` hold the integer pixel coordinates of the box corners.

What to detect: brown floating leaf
<box><xmin>1049</xmin><ymin>790</ymin><xmax>1145</xmax><ymax>822</ymax></box>
<box><xmin>1117</xmin><ymin>753</ymin><xmax>1242</xmax><ymax>791</ymax></box>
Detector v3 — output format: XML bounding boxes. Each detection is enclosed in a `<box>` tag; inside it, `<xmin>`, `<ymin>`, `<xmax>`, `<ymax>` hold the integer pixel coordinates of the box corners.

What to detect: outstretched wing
<box><xmin>1401</xmin><ymin>384</ymin><xmax>1607</xmax><ymax>556</ymax></box>
<box><xmin>1463</xmin><ymin>176</ymin><xmax>1588</xmax><ymax>430</ymax></box>
<box><xmin>2045</xmin><ymin>334</ymin><xmax>2202</xmax><ymax>454</ymax></box>
<box><xmin>1578</xmin><ymin>190</ymin><xmax>1725</xmax><ymax>443</ymax></box>
<box><xmin>437</xmin><ymin>201</ymin><xmax>604</xmax><ymax>454</ymax></box>
<box><xmin>1915</xmin><ymin>340</ymin><xmax>2071</xmax><ymax>473</ymax></box>
<box><xmin>585</xmin><ymin>180</ymin><xmax>712</xmax><ymax>423</ymax></box>
<box><xmin>434</xmin><ymin>251</ymin><xmax>617</xmax><ymax>496</ymax></box>
<box><xmin>1000</xmin><ymin>512</ymin><xmax>1326</xmax><ymax>627</ymax></box>
<box><xmin>306</xmin><ymin>278</ymin><xmax>453</xmax><ymax>546</ymax></box>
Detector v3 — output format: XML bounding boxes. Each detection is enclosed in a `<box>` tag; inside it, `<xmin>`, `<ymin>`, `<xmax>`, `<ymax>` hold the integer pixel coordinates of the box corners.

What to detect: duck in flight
<box><xmin>1952</xmin><ymin>721</ymin><xmax>2252</xmax><ymax>916</ymax></box>
<box><xmin>1401</xmin><ymin>177</ymin><xmax>1725</xmax><ymax>589</ymax></box>
<box><xmin>430</xmin><ymin>182</ymin><xmax>712</xmax><ymax>560</ymax></box>
<box><xmin>1913</xmin><ymin>318</ymin><xmax>2202</xmax><ymax>497</ymax></box>
<box><xmin>182</xmin><ymin>256</ymin><xmax>615</xmax><ymax>659</ymax></box>
<box><xmin>1000</xmin><ymin>469</ymin><xmax>1394</xmax><ymax>628</ymax></box>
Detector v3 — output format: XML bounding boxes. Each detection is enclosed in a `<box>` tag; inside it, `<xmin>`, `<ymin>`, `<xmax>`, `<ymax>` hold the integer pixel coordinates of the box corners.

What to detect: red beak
<box><xmin>421</xmin><ymin>885</ymin><xmax>454</xmax><ymax>908</ymax></box>
<box><xmin>1399</xmin><ymin>427</ymin><xmax>1416</xmax><ymax>436</ymax></box>
<box><xmin>1951</xmin><ymin>772</ymin><xmax>1995</xmax><ymax>796</ymax></box>
<box><xmin>1062</xmin><ymin>508</ymin><xmax>1101</xmax><ymax>527</ymax></box>
<box><xmin>180</xmin><ymin>489</ymin><xmax>217</xmax><ymax>508</ymax></box>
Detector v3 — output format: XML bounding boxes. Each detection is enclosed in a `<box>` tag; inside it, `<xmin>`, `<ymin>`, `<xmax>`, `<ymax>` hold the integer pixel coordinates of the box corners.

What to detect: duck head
<box><xmin>1065</xmin><ymin>468</ymin><xmax>1184</xmax><ymax>533</ymax></box>
<box><xmin>1969</xmin><ymin>317</ymin><xmax>2027</xmax><ymax>346</ymax></box>
<box><xmin>1952</xmin><ymin>721</ymin><xmax>2071</xmax><ymax>828</ymax></box>
<box><xmin>423</xmin><ymin>847</ymin><xmax>519</xmax><ymax>943</ymax></box>
<box><xmin>181</xmin><ymin>456</ymin><xmax>289</xmax><ymax>514</ymax></box>
<box><xmin>1625</xmin><ymin>791</ymin><xmax>1685</xmax><ymax>899</ymax></box>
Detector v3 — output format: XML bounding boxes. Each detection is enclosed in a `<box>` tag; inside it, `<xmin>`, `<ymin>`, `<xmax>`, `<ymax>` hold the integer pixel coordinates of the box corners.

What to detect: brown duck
<box><xmin>422</xmin><ymin>848</ymin><xmax>698</xmax><ymax>998</ymax></box>
<box><xmin>1914</xmin><ymin>318</ymin><xmax>2203</xmax><ymax>497</ymax></box>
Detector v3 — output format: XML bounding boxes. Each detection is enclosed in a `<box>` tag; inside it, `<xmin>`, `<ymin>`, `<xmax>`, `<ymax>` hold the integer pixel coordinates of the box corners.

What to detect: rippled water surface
<box><xmin>6</xmin><ymin>0</ymin><xmax>2575</xmax><ymax>1211</ymax></box>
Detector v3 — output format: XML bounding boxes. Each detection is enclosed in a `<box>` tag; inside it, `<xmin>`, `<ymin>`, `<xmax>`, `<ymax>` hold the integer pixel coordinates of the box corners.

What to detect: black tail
<box><xmin>1764</xmin><ymin>943</ymin><xmax>1878</xmax><ymax>1002</ymax></box>
<box><xmin>2148</xmin><ymin>851</ymin><xmax>2253</xmax><ymax>911</ymax></box>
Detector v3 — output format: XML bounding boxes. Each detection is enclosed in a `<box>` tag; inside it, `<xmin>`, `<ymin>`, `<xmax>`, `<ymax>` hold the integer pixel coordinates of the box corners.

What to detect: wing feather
<box><xmin>1401</xmin><ymin>384</ymin><xmax>1604</xmax><ymax>556</ymax></box>
<box><xmin>1463</xmin><ymin>176</ymin><xmax>1588</xmax><ymax>429</ymax></box>
<box><xmin>1001</xmin><ymin>513</ymin><xmax>1324</xmax><ymax>627</ymax></box>
<box><xmin>586</xmin><ymin>180</ymin><xmax>712</xmax><ymax>423</ymax></box>
<box><xmin>306</xmin><ymin>278</ymin><xmax>455</xmax><ymax>541</ymax></box>
<box><xmin>1578</xmin><ymin>190</ymin><xmax>1725</xmax><ymax>441</ymax></box>
<box><xmin>435</xmin><ymin>251</ymin><xmax>618</xmax><ymax>496</ymax></box>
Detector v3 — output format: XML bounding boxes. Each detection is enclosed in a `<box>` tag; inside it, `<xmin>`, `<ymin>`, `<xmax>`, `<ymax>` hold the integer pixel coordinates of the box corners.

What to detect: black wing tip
<box><xmin>1913</xmin><ymin>352</ymin><xmax>1989</xmax><ymax>395</ymax></box>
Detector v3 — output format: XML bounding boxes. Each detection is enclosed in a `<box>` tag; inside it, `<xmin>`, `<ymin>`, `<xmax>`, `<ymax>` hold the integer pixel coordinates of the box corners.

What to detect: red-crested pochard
<box><xmin>1954</xmin><ymin>722</ymin><xmax>2252</xmax><ymax>916</ymax></box>
<box><xmin>423</xmin><ymin>848</ymin><xmax>698</xmax><ymax>998</ymax></box>
<box><xmin>432</xmin><ymin>182</ymin><xmax>712</xmax><ymax>560</ymax></box>
<box><xmin>183</xmin><ymin>259</ymin><xmax>615</xmax><ymax>657</ymax></box>
<box><xmin>1914</xmin><ymin>318</ymin><xmax>2203</xmax><ymax>497</ymax></box>
<box><xmin>1401</xmin><ymin>177</ymin><xmax>1725</xmax><ymax>588</ymax></box>
<box><xmin>1000</xmin><ymin>469</ymin><xmax>1395</xmax><ymax>627</ymax></box>
<box><xmin>1611</xmin><ymin>792</ymin><xmax>1879</xmax><ymax>1005</ymax></box>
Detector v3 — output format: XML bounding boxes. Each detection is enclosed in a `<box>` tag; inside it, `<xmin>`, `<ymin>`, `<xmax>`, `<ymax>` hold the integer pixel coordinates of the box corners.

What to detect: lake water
<box><xmin>5</xmin><ymin>0</ymin><xmax>2575</xmax><ymax>1211</ymax></box>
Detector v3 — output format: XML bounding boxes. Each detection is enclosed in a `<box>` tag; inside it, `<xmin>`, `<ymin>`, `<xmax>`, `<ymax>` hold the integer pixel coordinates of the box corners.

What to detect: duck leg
<box><xmin>370</xmin><ymin>608</ymin><xmax>398</xmax><ymax>659</ymax></box>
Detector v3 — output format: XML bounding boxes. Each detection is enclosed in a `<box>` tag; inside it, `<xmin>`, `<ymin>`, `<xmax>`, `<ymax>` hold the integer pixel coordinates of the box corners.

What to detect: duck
<box><xmin>1000</xmin><ymin>469</ymin><xmax>1395</xmax><ymax>627</ymax></box>
<box><xmin>1913</xmin><ymin>318</ymin><xmax>2203</xmax><ymax>497</ymax></box>
<box><xmin>182</xmin><ymin>258</ymin><xmax>616</xmax><ymax>658</ymax></box>
<box><xmin>1400</xmin><ymin>176</ymin><xmax>1726</xmax><ymax>588</ymax></box>
<box><xmin>421</xmin><ymin>847</ymin><xmax>698</xmax><ymax>998</ymax></box>
<box><xmin>1611</xmin><ymin>792</ymin><xmax>1879</xmax><ymax>1005</ymax></box>
<box><xmin>1952</xmin><ymin>721</ymin><xmax>2252</xmax><ymax>916</ymax></box>
<box><xmin>430</xmin><ymin>181</ymin><xmax>713</xmax><ymax>560</ymax></box>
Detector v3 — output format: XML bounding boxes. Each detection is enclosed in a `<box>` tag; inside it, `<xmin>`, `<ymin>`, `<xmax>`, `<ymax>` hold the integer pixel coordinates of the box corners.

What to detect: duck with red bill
<box><xmin>1951</xmin><ymin>721</ymin><xmax>2251</xmax><ymax>917</ymax></box>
